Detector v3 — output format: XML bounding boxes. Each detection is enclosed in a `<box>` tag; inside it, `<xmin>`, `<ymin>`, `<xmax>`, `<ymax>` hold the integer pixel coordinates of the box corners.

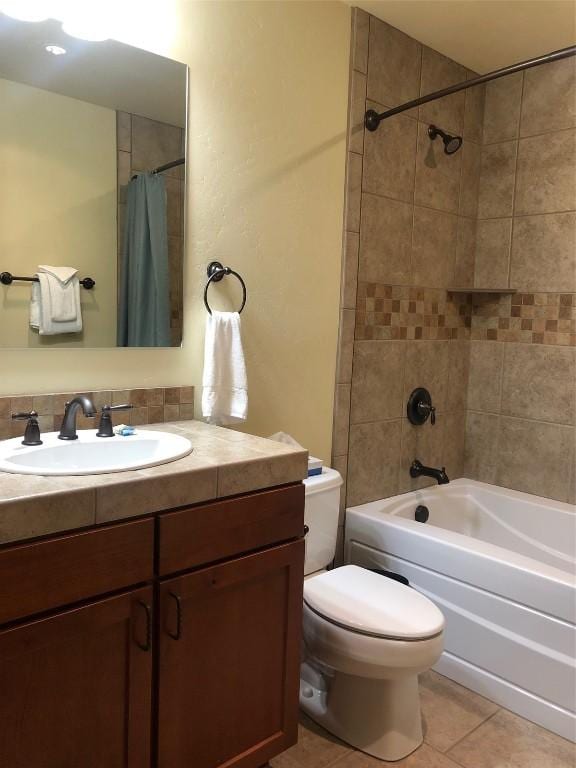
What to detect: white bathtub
<box><xmin>345</xmin><ymin>479</ymin><xmax>576</xmax><ymax>742</ymax></box>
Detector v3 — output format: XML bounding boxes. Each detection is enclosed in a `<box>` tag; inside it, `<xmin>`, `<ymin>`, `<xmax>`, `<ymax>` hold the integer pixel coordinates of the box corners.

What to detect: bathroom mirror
<box><xmin>0</xmin><ymin>13</ymin><xmax>187</xmax><ymax>348</ymax></box>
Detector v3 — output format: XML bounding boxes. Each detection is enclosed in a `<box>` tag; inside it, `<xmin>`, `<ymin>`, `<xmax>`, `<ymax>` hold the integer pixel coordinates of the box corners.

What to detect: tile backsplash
<box><xmin>0</xmin><ymin>386</ymin><xmax>194</xmax><ymax>440</ymax></box>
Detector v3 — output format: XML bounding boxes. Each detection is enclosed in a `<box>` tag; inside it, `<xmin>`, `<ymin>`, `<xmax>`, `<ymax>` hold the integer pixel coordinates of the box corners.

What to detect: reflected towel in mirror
<box><xmin>30</xmin><ymin>265</ymin><xmax>82</xmax><ymax>334</ymax></box>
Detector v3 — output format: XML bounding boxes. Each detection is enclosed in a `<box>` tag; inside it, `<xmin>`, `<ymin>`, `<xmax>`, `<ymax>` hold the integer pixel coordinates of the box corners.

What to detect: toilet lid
<box><xmin>303</xmin><ymin>565</ymin><xmax>444</xmax><ymax>640</ymax></box>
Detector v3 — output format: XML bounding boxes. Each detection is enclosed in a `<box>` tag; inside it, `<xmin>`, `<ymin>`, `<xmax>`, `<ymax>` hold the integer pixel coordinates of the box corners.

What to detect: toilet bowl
<box><xmin>300</xmin><ymin>565</ymin><xmax>444</xmax><ymax>761</ymax></box>
<box><xmin>301</xmin><ymin>470</ymin><xmax>445</xmax><ymax>762</ymax></box>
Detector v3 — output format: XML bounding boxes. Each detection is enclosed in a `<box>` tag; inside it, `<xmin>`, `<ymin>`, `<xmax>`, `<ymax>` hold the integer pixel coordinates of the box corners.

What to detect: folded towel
<box><xmin>30</xmin><ymin>281</ymin><xmax>40</xmax><ymax>329</ymax></box>
<box><xmin>202</xmin><ymin>311</ymin><xmax>248</xmax><ymax>425</ymax></box>
<box><xmin>39</xmin><ymin>264</ymin><xmax>78</xmax><ymax>284</ymax></box>
<box><xmin>30</xmin><ymin>265</ymin><xmax>82</xmax><ymax>335</ymax></box>
<box><xmin>39</xmin><ymin>265</ymin><xmax>79</xmax><ymax>322</ymax></box>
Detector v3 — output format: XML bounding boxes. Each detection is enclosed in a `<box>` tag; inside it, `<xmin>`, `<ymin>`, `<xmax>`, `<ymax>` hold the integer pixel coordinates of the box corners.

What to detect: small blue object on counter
<box><xmin>113</xmin><ymin>424</ymin><xmax>136</xmax><ymax>436</ymax></box>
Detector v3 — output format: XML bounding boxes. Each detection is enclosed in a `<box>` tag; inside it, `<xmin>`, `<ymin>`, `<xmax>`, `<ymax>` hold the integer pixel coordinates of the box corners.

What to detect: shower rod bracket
<box><xmin>364</xmin><ymin>44</ymin><xmax>576</xmax><ymax>131</ymax></box>
<box><xmin>365</xmin><ymin>109</ymin><xmax>382</xmax><ymax>132</ymax></box>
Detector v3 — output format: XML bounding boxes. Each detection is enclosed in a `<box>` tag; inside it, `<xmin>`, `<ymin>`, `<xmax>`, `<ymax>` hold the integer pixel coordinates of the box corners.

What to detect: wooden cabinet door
<box><xmin>0</xmin><ymin>586</ymin><xmax>153</xmax><ymax>768</ymax></box>
<box><xmin>157</xmin><ymin>539</ymin><xmax>305</xmax><ymax>768</ymax></box>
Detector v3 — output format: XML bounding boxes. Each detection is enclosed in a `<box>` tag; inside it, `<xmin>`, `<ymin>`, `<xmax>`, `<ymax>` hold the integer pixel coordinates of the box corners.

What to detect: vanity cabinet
<box><xmin>0</xmin><ymin>586</ymin><xmax>153</xmax><ymax>768</ymax></box>
<box><xmin>157</xmin><ymin>539</ymin><xmax>304</xmax><ymax>768</ymax></box>
<box><xmin>0</xmin><ymin>482</ymin><xmax>305</xmax><ymax>768</ymax></box>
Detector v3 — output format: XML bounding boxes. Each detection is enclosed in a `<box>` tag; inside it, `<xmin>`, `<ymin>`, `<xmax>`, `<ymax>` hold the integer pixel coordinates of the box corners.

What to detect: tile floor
<box><xmin>271</xmin><ymin>671</ymin><xmax>576</xmax><ymax>768</ymax></box>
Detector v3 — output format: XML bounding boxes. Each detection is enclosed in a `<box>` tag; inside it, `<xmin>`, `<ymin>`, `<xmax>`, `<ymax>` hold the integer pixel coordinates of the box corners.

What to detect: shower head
<box><xmin>428</xmin><ymin>125</ymin><xmax>463</xmax><ymax>155</ymax></box>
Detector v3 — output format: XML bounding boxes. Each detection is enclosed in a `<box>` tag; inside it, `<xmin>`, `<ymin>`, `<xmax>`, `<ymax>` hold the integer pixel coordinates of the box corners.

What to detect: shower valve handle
<box><xmin>407</xmin><ymin>387</ymin><xmax>436</xmax><ymax>426</ymax></box>
<box><xmin>419</xmin><ymin>401</ymin><xmax>436</xmax><ymax>425</ymax></box>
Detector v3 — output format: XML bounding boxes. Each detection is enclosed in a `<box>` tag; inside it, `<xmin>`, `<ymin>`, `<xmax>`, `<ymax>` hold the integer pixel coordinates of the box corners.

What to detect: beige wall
<box><xmin>0</xmin><ymin>78</ymin><xmax>117</xmax><ymax>348</ymax></box>
<box><xmin>464</xmin><ymin>57</ymin><xmax>576</xmax><ymax>504</ymax></box>
<box><xmin>1</xmin><ymin>1</ymin><xmax>351</xmax><ymax>462</ymax></box>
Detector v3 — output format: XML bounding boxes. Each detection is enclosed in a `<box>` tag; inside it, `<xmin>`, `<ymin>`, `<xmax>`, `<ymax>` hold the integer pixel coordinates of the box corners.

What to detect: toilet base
<box><xmin>300</xmin><ymin>664</ymin><xmax>423</xmax><ymax>762</ymax></box>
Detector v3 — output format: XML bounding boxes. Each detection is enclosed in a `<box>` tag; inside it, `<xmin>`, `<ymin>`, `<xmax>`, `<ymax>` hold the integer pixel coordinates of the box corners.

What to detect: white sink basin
<box><xmin>0</xmin><ymin>429</ymin><xmax>193</xmax><ymax>476</ymax></box>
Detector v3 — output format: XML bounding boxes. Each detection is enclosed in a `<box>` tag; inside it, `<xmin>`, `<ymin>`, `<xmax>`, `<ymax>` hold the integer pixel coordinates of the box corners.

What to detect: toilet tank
<box><xmin>303</xmin><ymin>467</ymin><xmax>343</xmax><ymax>576</ymax></box>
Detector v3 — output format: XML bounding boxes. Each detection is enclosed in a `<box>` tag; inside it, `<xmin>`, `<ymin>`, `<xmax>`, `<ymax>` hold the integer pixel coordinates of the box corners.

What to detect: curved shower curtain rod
<box><xmin>365</xmin><ymin>44</ymin><xmax>576</xmax><ymax>131</ymax></box>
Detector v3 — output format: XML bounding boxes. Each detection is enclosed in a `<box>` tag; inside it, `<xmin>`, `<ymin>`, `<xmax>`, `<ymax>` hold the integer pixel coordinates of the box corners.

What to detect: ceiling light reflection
<box><xmin>0</xmin><ymin>1</ymin><xmax>49</xmax><ymax>22</ymax></box>
<box><xmin>45</xmin><ymin>44</ymin><xmax>66</xmax><ymax>55</ymax></box>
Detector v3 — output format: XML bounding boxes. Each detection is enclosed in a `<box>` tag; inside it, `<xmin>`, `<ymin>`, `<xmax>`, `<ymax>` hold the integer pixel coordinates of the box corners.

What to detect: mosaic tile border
<box><xmin>354</xmin><ymin>286</ymin><xmax>576</xmax><ymax>345</ymax></box>
<box><xmin>355</xmin><ymin>283</ymin><xmax>472</xmax><ymax>340</ymax></box>
<box><xmin>471</xmin><ymin>293</ymin><xmax>576</xmax><ymax>346</ymax></box>
<box><xmin>0</xmin><ymin>386</ymin><xmax>194</xmax><ymax>440</ymax></box>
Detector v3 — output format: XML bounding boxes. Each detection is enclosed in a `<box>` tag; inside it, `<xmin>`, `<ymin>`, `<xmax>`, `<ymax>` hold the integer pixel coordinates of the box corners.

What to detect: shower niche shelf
<box><xmin>447</xmin><ymin>287</ymin><xmax>517</xmax><ymax>295</ymax></box>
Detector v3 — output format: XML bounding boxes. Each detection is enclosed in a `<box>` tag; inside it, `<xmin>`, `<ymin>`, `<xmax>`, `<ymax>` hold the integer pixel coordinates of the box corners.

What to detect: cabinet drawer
<box><xmin>0</xmin><ymin>517</ymin><xmax>154</xmax><ymax>625</ymax></box>
<box><xmin>158</xmin><ymin>483</ymin><xmax>304</xmax><ymax>576</ymax></box>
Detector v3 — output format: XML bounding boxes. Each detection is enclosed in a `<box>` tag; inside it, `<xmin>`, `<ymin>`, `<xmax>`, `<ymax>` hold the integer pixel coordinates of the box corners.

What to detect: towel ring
<box><xmin>204</xmin><ymin>261</ymin><xmax>247</xmax><ymax>315</ymax></box>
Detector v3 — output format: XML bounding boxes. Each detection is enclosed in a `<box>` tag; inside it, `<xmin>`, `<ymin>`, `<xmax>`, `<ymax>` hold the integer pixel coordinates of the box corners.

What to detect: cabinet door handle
<box><xmin>167</xmin><ymin>592</ymin><xmax>182</xmax><ymax>641</ymax></box>
<box><xmin>135</xmin><ymin>600</ymin><xmax>152</xmax><ymax>652</ymax></box>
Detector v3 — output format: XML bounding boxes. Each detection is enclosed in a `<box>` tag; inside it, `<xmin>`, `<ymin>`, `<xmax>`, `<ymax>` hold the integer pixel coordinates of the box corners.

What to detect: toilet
<box><xmin>301</xmin><ymin>468</ymin><xmax>445</xmax><ymax>762</ymax></box>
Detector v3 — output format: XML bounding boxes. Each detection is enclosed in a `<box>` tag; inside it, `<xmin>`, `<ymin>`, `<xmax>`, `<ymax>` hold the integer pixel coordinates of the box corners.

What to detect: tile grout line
<box><xmin>421</xmin><ymin>742</ymin><xmax>471</xmax><ymax>768</ymax></box>
<box><xmin>484</xmin><ymin>122</ymin><xmax>576</xmax><ymax>146</ymax></box>
<box><xmin>477</xmin><ymin>210</ymin><xmax>576</xmax><ymax>220</ymax></box>
<box><xmin>361</xmin><ymin>186</ymin><xmax>466</xmax><ymax>219</ymax></box>
<box><xmin>320</xmin><ymin>749</ymin><xmax>354</xmax><ymax>768</ymax></box>
<box><xmin>466</xmin><ymin>409</ymin><xmax>575</xmax><ymax>430</ymax></box>
<box><xmin>336</xmin><ymin>9</ymin><xmax>363</xmax><ymax>470</ymax></box>
<box><xmin>442</xmin><ymin>707</ymin><xmax>502</xmax><ymax>761</ymax></box>
<box><xmin>507</xmin><ymin>71</ymin><xmax>525</xmax><ymax>289</ymax></box>
<box><xmin>342</xmin><ymin>8</ymin><xmax>370</xmax><ymax>510</ymax></box>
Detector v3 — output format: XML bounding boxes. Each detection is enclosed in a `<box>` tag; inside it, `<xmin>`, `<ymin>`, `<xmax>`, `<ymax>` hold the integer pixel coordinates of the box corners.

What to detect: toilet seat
<box><xmin>303</xmin><ymin>565</ymin><xmax>444</xmax><ymax>641</ymax></box>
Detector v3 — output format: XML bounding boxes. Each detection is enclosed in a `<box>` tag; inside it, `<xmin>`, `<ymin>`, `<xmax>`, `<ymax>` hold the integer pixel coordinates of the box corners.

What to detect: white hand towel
<box><xmin>29</xmin><ymin>265</ymin><xmax>82</xmax><ymax>335</ymax></box>
<box><xmin>38</xmin><ymin>265</ymin><xmax>79</xmax><ymax>322</ymax></box>
<box><xmin>202</xmin><ymin>311</ymin><xmax>248</xmax><ymax>425</ymax></box>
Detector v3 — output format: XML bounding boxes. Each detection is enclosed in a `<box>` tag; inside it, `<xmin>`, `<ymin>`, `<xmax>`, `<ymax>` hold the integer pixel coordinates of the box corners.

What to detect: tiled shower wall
<box><xmin>117</xmin><ymin>112</ymin><xmax>185</xmax><ymax>346</ymax></box>
<box><xmin>333</xmin><ymin>8</ymin><xmax>575</xmax><ymax>515</ymax></box>
<box><xmin>333</xmin><ymin>9</ymin><xmax>484</xmax><ymax>513</ymax></box>
<box><xmin>464</xmin><ymin>57</ymin><xmax>576</xmax><ymax>503</ymax></box>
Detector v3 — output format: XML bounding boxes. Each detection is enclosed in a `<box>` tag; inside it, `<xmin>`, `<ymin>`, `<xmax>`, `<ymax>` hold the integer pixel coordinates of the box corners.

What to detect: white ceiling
<box><xmin>0</xmin><ymin>14</ymin><xmax>187</xmax><ymax>126</ymax></box>
<box><xmin>345</xmin><ymin>0</ymin><xmax>576</xmax><ymax>73</ymax></box>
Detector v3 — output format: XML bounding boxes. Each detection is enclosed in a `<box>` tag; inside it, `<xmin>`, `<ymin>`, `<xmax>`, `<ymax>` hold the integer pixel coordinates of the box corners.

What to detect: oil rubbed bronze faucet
<box><xmin>58</xmin><ymin>395</ymin><xmax>97</xmax><ymax>440</ymax></box>
<box><xmin>410</xmin><ymin>459</ymin><xmax>450</xmax><ymax>485</ymax></box>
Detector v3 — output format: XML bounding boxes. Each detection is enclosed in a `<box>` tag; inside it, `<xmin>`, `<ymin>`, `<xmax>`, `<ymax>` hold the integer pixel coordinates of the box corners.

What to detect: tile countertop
<box><xmin>0</xmin><ymin>420</ymin><xmax>308</xmax><ymax>546</ymax></box>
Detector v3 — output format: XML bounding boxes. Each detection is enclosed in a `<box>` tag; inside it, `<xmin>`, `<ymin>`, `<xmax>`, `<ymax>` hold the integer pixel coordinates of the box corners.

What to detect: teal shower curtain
<box><xmin>118</xmin><ymin>173</ymin><xmax>171</xmax><ymax>347</ymax></box>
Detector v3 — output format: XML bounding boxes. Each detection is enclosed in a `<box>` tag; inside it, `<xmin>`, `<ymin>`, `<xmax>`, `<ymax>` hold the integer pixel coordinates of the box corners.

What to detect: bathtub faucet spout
<box><xmin>410</xmin><ymin>459</ymin><xmax>450</xmax><ymax>485</ymax></box>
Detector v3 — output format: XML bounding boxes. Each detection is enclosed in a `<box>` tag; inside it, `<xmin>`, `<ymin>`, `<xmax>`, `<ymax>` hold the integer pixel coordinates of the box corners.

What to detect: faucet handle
<box><xmin>11</xmin><ymin>411</ymin><xmax>43</xmax><ymax>446</ymax></box>
<box><xmin>12</xmin><ymin>410</ymin><xmax>38</xmax><ymax>420</ymax></box>
<box><xmin>96</xmin><ymin>404</ymin><xmax>133</xmax><ymax>438</ymax></box>
<box><xmin>106</xmin><ymin>404</ymin><xmax>134</xmax><ymax>412</ymax></box>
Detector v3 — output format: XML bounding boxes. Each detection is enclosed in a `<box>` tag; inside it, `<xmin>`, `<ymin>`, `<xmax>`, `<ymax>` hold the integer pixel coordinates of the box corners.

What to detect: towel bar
<box><xmin>0</xmin><ymin>272</ymin><xmax>96</xmax><ymax>290</ymax></box>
